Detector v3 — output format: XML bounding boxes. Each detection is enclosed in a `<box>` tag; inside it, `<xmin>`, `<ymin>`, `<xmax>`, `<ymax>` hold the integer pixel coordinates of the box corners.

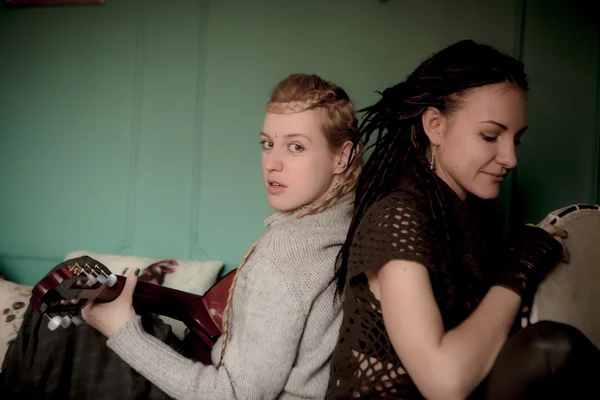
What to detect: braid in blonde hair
<box><xmin>217</xmin><ymin>240</ymin><xmax>257</xmax><ymax>367</ymax></box>
<box><xmin>217</xmin><ymin>73</ymin><xmax>362</xmax><ymax>367</ymax></box>
<box><xmin>265</xmin><ymin>75</ymin><xmax>363</xmax><ymax>218</ymax></box>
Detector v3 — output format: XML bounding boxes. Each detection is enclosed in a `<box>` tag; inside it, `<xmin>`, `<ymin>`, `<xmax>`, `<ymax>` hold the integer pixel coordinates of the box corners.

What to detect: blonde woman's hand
<box><xmin>81</xmin><ymin>268</ymin><xmax>139</xmax><ymax>338</ymax></box>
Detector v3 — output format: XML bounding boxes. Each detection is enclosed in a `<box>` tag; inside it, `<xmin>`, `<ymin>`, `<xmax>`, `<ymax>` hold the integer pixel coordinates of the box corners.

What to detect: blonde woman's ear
<box><xmin>333</xmin><ymin>140</ymin><xmax>354</xmax><ymax>174</ymax></box>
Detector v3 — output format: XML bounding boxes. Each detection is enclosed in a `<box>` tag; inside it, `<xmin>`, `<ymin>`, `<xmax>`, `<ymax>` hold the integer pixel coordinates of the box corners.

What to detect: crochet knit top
<box><xmin>326</xmin><ymin>166</ymin><xmax>504</xmax><ymax>399</ymax></box>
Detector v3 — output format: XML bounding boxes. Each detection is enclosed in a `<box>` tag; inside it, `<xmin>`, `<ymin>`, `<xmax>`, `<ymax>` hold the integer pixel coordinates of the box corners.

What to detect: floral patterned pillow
<box><xmin>0</xmin><ymin>279</ymin><xmax>33</xmax><ymax>367</ymax></box>
<box><xmin>63</xmin><ymin>250</ymin><xmax>224</xmax><ymax>339</ymax></box>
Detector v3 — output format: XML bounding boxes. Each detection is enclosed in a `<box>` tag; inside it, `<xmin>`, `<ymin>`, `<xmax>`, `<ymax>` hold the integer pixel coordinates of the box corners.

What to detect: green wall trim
<box><xmin>593</xmin><ymin>26</ymin><xmax>600</xmax><ymax>205</ymax></box>
<box><xmin>515</xmin><ymin>0</ymin><xmax>528</xmax><ymax>61</ymax></box>
<box><xmin>189</xmin><ymin>0</ymin><xmax>211</xmax><ymax>263</ymax></box>
<box><xmin>119</xmin><ymin>0</ymin><xmax>145</xmax><ymax>256</ymax></box>
<box><xmin>506</xmin><ymin>0</ymin><xmax>528</xmax><ymax>234</ymax></box>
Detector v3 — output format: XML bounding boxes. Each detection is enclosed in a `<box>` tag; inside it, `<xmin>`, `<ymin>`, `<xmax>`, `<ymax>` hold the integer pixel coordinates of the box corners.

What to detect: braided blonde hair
<box><xmin>217</xmin><ymin>73</ymin><xmax>363</xmax><ymax>366</ymax></box>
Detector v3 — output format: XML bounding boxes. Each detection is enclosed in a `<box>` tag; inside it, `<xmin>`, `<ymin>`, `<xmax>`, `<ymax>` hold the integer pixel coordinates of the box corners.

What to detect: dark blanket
<box><xmin>0</xmin><ymin>304</ymin><xmax>182</xmax><ymax>400</ymax></box>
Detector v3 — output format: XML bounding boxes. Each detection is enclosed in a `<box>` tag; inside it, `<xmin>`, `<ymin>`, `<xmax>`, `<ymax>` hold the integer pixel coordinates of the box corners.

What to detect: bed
<box><xmin>0</xmin><ymin>250</ymin><xmax>223</xmax><ymax>370</ymax></box>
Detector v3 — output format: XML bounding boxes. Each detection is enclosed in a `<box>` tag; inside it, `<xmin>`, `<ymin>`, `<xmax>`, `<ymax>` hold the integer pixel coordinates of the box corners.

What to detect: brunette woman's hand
<box><xmin>538</xmin><ymin>224</ymin><xmax>570</xmax><ymax>263</ymax></box>
<box><xmin>495</xmin><ymin>225</ymin><xmax>565</xmax><ymax>297</ymax></box>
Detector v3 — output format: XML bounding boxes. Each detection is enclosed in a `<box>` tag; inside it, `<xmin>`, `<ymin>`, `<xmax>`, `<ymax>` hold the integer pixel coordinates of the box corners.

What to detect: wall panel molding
<box><xmin>593</xmin><ymin>27</ymin><xmax>600</xmax><ymax>205</ymax></box>
<box><xmin>190</xmin><ymin>0</ymin><xmax>210</xmax><ymax>261</ymax></box>
<box><xmin>505</xmin><ymin>0</ymin><xmax>528</xmax><ymax>234</ymax></box>
<box><xmin>115</xmin><ymin>0</ymin><xmax>145</xmax><ymax>256</ymax></box>
<box><xmin>0</xmin><ymin>253</ymin><xmax>61</xmax><ymax>263</ymax></box>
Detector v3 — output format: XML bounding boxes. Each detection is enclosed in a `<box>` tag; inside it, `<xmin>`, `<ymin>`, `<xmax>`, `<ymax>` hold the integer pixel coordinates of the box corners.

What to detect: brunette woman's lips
<box><xmin>484</xmin><ymin>172</ymin><xmax>507</xmax><ymax>182</ymax></box>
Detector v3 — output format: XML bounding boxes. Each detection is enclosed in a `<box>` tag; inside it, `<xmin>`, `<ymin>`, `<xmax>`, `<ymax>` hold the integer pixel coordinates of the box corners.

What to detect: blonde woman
<box><xmin>80</xmin><ymin>73</ymin><xmax>363</xmax><ymax>399</ymax></box>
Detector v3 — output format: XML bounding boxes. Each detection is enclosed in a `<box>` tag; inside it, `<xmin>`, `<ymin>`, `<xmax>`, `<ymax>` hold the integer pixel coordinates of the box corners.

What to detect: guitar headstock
<box><xmin>31</xmin><ymin>256</ymin><xmax>120</xmax><ymax>331</ymax></box>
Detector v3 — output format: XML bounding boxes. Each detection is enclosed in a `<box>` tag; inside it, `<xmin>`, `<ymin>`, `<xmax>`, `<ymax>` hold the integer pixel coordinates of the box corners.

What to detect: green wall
<box><xmin>511</xmin><ymin>0</ymin><xmax>600</xmax><ymax>225</ymax></box>
<box><xmin>0</xmin><ymin>0</ymin><xmax>598</xmax><ymax>286</ymax></box>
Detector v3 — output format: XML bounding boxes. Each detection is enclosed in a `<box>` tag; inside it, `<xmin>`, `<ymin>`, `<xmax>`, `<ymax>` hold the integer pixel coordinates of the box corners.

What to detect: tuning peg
<box><xmin>71</xmin><ymin>316</ymin><xmax>83</xmax><ymax>326</ymax></box>
<box><xmin>60</xmin><ymin>315</ymin><xmax>72</xmax><ymax>328</ymax></box>
<box><xmin>61</xmin><ymin>317</ymin><xmax>71</xmax><ymax>328</ymax></box>
<box><xmin>88</xmin><ymin>263</ymin><xmax>118</xmax><ymax>287</ymax></box>
<box><xmin>85</xmin><ymin>273</ymin><xmax>98</xmax><ymax>285</ymax></box>
<box><xmin>106</xmin><ymin>274</ymin><xmax>117</xmax><ymax>287</ymax></box>
<box><xmin>46</xmin><ymin>315</ymin><xmax>62</xmax><ymax>331</ymax></box>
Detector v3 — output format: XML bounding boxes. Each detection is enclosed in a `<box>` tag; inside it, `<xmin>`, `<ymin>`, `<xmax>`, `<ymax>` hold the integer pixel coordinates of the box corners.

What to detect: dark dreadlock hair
<box><xmin>335</xmin><ymin>39</ymin><xmax>529</xmax><ymax>296</ymax></box>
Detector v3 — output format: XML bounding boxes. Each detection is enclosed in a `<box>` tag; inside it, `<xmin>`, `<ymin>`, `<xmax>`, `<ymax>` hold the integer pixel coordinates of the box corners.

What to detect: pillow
<box><xmin>63</xmin><ymin>250</ymin><xmax>224</xmax><ymax>339</ymax></box>
<box><xmin>0</xmin><ymin>279</ymin><xmax>33</xmax><ymax>368</ymax></box>
<box><xmin>63</xmin><ymin>250</ymin><xmax>223</xmax><ymax>297</ymax></box>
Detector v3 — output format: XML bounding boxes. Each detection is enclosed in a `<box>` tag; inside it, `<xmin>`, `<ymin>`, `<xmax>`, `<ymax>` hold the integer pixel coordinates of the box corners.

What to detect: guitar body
<box><xmin>29</xmin><ymin>255</ymin><xmax>236</xmax><ymax>365</ymax></box>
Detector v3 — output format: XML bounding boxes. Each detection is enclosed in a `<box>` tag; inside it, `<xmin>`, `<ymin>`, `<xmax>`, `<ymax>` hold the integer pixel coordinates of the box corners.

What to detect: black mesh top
<box><xmin>326</xmin><ymin>166</ymin><xmax>500</xmax><ymax>400</ymax></box>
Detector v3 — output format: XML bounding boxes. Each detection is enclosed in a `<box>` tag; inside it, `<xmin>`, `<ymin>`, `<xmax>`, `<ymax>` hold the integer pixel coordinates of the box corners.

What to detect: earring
<box><xmin>429</xmin><ymin>147</ymin><xmax>436</xmax><ymax>171</ymax></box>
<box><xmin>334</xmin><ymin>181</ymin><xmax>340</xmax><ymax>190</ymax></box>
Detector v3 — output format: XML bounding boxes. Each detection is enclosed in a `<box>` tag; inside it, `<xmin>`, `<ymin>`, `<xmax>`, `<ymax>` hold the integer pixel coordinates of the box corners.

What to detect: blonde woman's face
<box><xmin>260</xmin><ymin>110</ymin><xmax>339</xmax><ymax>212</ymax></box>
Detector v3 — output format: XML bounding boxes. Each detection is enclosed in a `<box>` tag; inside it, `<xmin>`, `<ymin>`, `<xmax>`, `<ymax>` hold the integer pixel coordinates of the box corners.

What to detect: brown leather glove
<box><xmin>494</xmin><ymin>225</ymin><xmax>564</xmax><ymax>297</ymax></box>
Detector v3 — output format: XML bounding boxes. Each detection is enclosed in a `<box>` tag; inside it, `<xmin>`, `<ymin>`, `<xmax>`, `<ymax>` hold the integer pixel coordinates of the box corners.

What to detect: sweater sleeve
<box><xmin>106</xmin><ymin>259</ymin><xmax>305</xmax><ymax>400</ymax></box>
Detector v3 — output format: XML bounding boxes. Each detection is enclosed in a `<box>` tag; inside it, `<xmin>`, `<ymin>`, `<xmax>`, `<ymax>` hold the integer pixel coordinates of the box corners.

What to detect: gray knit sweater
<box><xmin>106</xmin><ymin>195</ymin><xmax>353</xmax><ymax>399</ymax></box>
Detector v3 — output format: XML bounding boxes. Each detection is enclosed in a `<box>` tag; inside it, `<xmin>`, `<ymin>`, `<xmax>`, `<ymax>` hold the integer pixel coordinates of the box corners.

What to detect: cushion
<box><xmin>63</xmin><ymin>250</ymin><xmax>224</xmax><ymax>338</ymax></box>
<box><xmin>0</xmin><ymin>278</ymin><xmax>33</xmax><ymax>367</ymax></box>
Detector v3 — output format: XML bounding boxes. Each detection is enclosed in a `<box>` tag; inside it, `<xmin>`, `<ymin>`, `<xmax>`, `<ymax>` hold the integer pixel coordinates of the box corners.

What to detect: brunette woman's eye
<box><xmin>481</xmin><ymin>133</ymin><xmax>498</xmax><ymax>142</ymax></box>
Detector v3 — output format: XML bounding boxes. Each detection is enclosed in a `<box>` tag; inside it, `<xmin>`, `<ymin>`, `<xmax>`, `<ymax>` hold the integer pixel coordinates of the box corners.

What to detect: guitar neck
<box><xmin>95</xmin><ymin>276</ymin><xmax>203</xmax><ymax>322</ymax></box>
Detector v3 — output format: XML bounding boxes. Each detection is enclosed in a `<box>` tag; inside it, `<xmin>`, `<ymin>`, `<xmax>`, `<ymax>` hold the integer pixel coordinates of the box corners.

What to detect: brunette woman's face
<box><xmin>425</xmin><ymin>83</ymin><xmax>528</xmax><ymax>200</ymax></box>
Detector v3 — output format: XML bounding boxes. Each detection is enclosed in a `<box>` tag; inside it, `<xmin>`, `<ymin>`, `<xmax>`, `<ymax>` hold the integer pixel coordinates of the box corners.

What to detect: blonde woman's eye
<box><xmin>260</xmin><ymin>141</ymin><xmax>273</xmax><ymax>150</ymax></box>
<box><xmin>288</xmin><ymin>144</ymin><xmax>304</xmax><ymax>153</ymax></box>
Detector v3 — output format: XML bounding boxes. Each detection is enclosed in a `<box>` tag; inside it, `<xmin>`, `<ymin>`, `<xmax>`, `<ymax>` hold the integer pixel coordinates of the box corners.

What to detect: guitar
<box><xmin>29</xmin><ymin>255</ymin><xmax>236</xmax><ymax>365</ymax></box>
